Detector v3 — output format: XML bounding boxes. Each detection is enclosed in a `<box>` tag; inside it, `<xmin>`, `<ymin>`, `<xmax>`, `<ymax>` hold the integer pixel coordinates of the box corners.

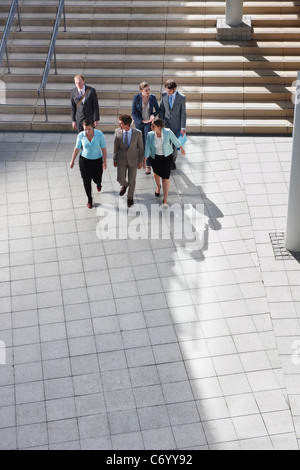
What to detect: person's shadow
<box><xmin>174</xmin><ymin>170</ymin><xmax>224</xmax><ymax>260</ymax></box>
<box><xmin>136</xmin><ymin>169</ymin><xmax>224</xmax><ymax>261</ymax></box>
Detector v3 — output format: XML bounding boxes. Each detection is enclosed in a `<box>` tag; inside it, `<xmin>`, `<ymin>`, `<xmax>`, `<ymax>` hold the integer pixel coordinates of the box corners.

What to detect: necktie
<box><xmin>169</xmin><ymin>95</ymin><xmax>173</xmax><ymax>109</ymax></box>
<box><xmin>124</xmin><ymin>131</ymin><xmax>129</xmax><ymax>149</ymax></box>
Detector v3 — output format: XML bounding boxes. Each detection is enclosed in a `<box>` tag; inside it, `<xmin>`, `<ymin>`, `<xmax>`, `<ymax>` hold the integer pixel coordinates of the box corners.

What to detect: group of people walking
<box><xmin>70</xmin><ymin>74</ymin><xmax>186</xmax><ymax>208</ymax></box>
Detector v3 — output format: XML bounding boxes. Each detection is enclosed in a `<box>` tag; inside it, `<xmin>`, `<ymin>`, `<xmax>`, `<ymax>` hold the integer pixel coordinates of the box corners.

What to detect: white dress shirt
<box><xmin>154</xmin><ymin>132</ymin><xmax>164</xmax><ymax>155</ymax></box>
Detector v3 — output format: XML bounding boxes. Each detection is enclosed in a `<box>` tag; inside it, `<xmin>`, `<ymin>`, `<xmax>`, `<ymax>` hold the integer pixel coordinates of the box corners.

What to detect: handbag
<box><xmin>177</xmin><ymin>133</ymin><xmax>187</xmax><ymax>150</ymax></box>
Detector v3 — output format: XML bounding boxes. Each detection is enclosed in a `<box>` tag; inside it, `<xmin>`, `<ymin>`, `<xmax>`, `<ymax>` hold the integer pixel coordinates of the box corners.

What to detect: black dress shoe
<box><xmin>119</xmin><ymin>186</ymin><xmax>128</xmax><ymax>196</ymax></box>
<box><xmin>127</xmin><ymin>198</ymin><xmax>134</xmax><ymax>208</ymax></box>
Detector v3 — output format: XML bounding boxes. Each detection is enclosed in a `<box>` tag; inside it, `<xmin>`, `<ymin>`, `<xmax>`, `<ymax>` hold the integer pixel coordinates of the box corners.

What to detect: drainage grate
<box><xmin>269</xmin><ymin>232</ymin><xmax>300</xmax><ymax>261</ymax></box>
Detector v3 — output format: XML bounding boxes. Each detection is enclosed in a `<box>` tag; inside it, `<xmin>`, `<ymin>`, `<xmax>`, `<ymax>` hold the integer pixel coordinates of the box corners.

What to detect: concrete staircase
<box><xmin>0</xmin><ymin>0</ymin><xmax>299</xmax><ymax>134</ymax></box>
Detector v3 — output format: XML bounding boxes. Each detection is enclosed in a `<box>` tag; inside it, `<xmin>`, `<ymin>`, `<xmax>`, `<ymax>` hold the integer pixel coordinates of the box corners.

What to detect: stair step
<box><xmin>7</xmin><ymin>39</ymin><xmax>300</xmax><ymax>56</ymax></box>
<box><xmin>3</xmin><ymin>54</ymin><xmax>300</xmax><ymax>72</ymax></box>
<box><xmin>0</xmin><ymin>0</ymin><xmax>299</xmax><ymax>134</ymax></box>
<box><xmin>4</xmin><ymin>14</ymin><xmax>300</xmax><ymax>31</ymax></box>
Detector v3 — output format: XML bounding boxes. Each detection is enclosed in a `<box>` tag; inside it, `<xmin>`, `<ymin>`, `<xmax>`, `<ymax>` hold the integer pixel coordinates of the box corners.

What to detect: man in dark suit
<box><xmin>71</xmin><ymin>74</ymin><xmax>100</xmax><ymax>132</ymax></box>
<box><xmin>159</xmin><ymin>79</ymin><xmax>186</xmax><ymax>170</ymax></box>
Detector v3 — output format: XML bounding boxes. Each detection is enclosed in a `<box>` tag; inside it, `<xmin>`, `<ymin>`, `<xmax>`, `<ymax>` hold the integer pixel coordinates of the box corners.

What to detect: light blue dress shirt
<box><xmin>122</xmin><ymin>128</ymin><xmax>132</xmax><ymax>147</ymax></box>
<box><xmin>76</xmin><ymin>129</ymin><xmax>106</xmax><ymax>160</ymax></box>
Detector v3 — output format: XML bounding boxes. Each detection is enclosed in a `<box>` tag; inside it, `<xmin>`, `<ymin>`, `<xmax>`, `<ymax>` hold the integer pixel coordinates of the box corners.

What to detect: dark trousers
<box><xmin>79</xmin><ymin>156</ymin><xmax>103</xmax><ymax>203</ymax></box>
<box><xmin>77</xmin><ymin>122</ymin><xmax>84</xmax><ymax>133</ymax></box>
<box><xmin>136</xmin><ymin>122</ymin><xmax>151</xmax><ymax>166</ymax></box>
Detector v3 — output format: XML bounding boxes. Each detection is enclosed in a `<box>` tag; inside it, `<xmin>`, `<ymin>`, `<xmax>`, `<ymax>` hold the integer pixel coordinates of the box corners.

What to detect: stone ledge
<box><xmin>216</xmin><ymin>16</ymin><xmax>252</xmax><ymax>41</ymax></box>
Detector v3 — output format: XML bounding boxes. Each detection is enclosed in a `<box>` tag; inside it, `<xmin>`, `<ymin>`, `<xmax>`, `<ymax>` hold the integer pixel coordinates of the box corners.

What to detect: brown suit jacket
<box><xmin>113</xmin><ymin>128</ymin><xmax>144</xmax><ymax>168</ymax></box>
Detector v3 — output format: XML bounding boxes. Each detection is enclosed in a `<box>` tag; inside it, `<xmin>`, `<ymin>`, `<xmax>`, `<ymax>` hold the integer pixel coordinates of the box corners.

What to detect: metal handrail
<box><xmin>0</xmin><ymin>0</ymin><xmax>22</xmax><ymax>74</ymax></box>
<box><xmin>38</xmin><ymin>0</ymin><xmax>66</xmax><ymax>122</ymax></box>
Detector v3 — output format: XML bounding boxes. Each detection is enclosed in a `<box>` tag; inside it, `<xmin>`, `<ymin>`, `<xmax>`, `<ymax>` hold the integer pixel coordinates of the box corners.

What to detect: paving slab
<box><xmin>0</xmin><ymin>130</ymin><xmax>299</xmax><ymax>450</ymax></box>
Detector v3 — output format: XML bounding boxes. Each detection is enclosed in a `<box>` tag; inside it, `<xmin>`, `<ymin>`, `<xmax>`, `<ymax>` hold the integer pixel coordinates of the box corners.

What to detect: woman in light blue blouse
<box><xmin>70</xmin><ymin>118</ymin><xmax>107</xmax><ymax>208</ymax></box>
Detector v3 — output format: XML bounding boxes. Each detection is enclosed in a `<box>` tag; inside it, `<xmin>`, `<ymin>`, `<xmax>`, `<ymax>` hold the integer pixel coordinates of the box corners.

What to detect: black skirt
<box><xmin>149</xmin><ymin>153</ymin><xmax>173</xmax><ymax>179</ymax></box>
<box><xmin>79</xmin><ymin>155</ymin><xmax>103</xmax><ymax>184</ymax></box>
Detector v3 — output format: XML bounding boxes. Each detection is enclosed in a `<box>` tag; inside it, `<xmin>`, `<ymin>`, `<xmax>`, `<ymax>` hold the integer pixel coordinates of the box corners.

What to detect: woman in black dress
<box><xmin>145</xmin><ymin>119</ymin><xmax>185</xmax><ymax>207</ymax></box>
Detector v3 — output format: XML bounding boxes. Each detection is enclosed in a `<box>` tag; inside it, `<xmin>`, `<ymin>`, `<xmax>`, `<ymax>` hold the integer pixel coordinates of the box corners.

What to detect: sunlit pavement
<box><xmin>0</xmin><ymin>130</ymin><xmax>299</xmax><ymax>450</ymax></box>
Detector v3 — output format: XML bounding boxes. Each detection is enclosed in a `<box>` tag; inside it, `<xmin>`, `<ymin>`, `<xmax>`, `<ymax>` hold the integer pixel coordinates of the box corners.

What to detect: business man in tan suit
<box><xmin>113</xmin><ymin>114</ymin><xmax>145</xmax><ymax>208</ymax></box>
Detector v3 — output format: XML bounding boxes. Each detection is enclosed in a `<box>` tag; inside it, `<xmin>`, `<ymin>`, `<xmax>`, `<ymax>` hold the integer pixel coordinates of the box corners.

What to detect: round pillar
<box><xmin>286</xmin><ymin>72</ymin><xmax>300</xmax><ymax>252</ymax></box>
<box><xmin>226</xmin><ymin>0</ymin><xmax>243</xmax><ymax>26</ymax></box>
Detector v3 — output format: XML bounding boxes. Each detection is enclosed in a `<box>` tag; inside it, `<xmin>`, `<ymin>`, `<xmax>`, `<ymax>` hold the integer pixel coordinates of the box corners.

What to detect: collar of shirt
<box><xmin>83</xmin><ymin>129</ymin><xmax>95</xmax><ymax>142</ymax></box>
<box><xmin>79</xmin><ymin>85</ymin><xmax>86</xmax><ymax>96</ymax></box>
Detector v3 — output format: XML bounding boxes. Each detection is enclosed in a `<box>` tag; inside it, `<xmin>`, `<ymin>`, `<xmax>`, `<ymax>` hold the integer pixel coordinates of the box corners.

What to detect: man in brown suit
<box><xmin>113</xmin><ymin>114</ymin><xmax>145</xmax><ymax>208</ymax></box>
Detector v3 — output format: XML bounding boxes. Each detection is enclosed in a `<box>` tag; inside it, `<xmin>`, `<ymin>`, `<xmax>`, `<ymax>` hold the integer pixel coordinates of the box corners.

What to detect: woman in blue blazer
<box><xmin>145</xmin><ymin>119</ymin><xmax>185</xmax><ymax>207</ymax></box>
<box><xmin>131</xmin><ymin>82</ymin><xmax>160</xmax><ymax>174</ymax></box>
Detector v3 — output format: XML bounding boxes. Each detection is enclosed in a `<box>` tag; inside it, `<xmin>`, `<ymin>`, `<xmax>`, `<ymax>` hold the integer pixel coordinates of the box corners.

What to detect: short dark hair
<box><xmin>165</xmin><ymin>79</ymin><xmax>177</xmax><ymax>90</ymax></box>
<box><xmin>152</xmin><ymin>118</ymin><xmax>165</xmax><ymax>129</ymax></box>
<box><xmin>83</xmin><ymin>118</ymin><xmax>94</xmax><ymax>128</ymax></box>
<box><xmin>119</xmin><ymin>114</ymin><xmax>132</xmax><ymax>126</ymax></box>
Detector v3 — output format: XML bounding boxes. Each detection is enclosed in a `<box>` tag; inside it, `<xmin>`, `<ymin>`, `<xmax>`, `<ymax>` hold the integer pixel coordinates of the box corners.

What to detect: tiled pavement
<box><xmin>0</xmin><ymin>130</ymin><xmax>300</xmax><ymax>450</ymax></box>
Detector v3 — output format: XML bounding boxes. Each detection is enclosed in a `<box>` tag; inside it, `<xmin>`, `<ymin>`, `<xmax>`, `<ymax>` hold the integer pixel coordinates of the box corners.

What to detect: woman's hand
<box><xmin>70</xmin><ymin>148</ymin><xmax>80</xmax><ymax>169</ymax></box>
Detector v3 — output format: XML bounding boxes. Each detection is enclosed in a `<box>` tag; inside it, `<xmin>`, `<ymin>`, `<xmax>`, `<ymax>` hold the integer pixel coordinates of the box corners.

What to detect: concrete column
<box><xmin>286</xmin><ymin>71</ymin><xmax>300</xmax><ymax>252</ymax></box>
<box><xmin>226</xmin><ymin>0</ymin><xmax>243</xmax><ymax>26</ymax></box>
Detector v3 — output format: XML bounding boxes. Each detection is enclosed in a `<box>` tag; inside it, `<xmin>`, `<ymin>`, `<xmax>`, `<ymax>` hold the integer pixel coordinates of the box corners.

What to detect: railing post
<box><xmin>16</xmin><ymin>0</ymin><xmax>22</xmax><ymax>31</ymax></box>
<box><xmin>5</xmin><ymin>49</ymin><xmax>10</xmax><ymax>74</ymax></box>
<box><xmin>226</xmin><ymin>0</ymin><xmax>243</xmax><ymax>26</ymax></box>
<box><xmin>286</xmin><ymin>71</ymin><xmax>300</xmax><ymax>252</ymax></box>
<box><xmin>54</xmin><ymin>47</ymin><xmax>57</xmax><ymax>75</ymax></box>
<box><xmin>0</xmin><ymin>0</ymin><xmax>22</xmax><ymax>71</ymax></box>
<box><xmin>63</xmin><ymin>4</ymin><xmax>66</xmax><ymax>32</ymax></box>
<box><xmin>43</xmin><ymin>90</ymin><xmax>48</xmax><ymax>123</ymax></box>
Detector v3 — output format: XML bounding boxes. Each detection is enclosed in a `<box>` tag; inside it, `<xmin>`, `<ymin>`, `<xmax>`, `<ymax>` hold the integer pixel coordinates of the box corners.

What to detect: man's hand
<box><xmin>113</xmin><ymin>161</ymin><xmax>117</xmax><ymax>168</ymax></box>
<box><xmin>72</xmin><ymin>121</ymin><xmax>77</xmax><ymax>131</ymax></box>
<box><xmin>138</xmin><ymin>163</ymin><xmax>143</xmax><ymax>170</ymax></box>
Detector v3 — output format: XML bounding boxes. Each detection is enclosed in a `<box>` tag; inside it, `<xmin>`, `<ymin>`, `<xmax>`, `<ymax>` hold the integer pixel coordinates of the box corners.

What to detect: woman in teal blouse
<box><xmin>70</xmin><ymin>118</ymin><xmax>107</xmax><ymax>208</ymax></box>
<box><xmin>145</xmin><ymin>119</ymin><xmax>185</xmax><ymax>207</ymax></box>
